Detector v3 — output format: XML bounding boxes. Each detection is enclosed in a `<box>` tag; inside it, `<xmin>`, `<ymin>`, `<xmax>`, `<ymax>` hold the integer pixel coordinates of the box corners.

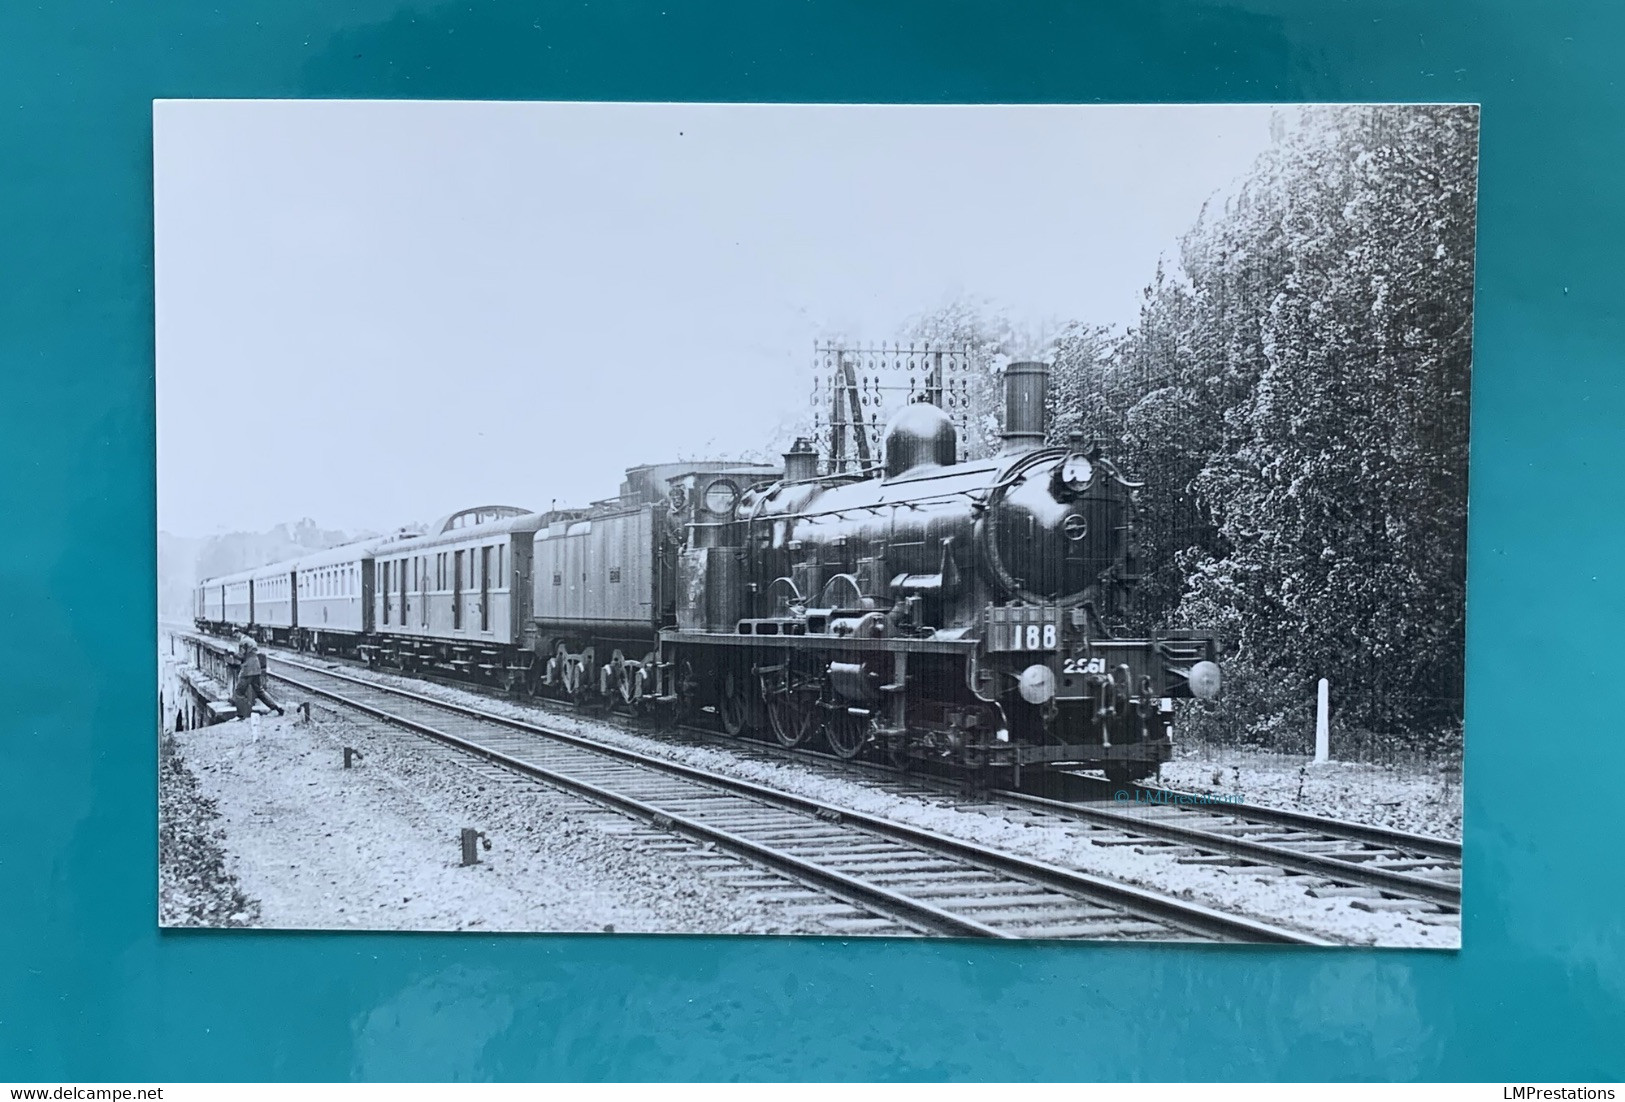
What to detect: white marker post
<box><xmin>1314</xmin><ymin>678</ymin><xmax>1330</xmax><ymax>764</ymax></box>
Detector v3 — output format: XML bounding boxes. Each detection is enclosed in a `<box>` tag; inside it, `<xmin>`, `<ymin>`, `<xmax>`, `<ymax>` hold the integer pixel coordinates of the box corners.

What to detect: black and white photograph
<box><xmin>155</xmin><ymin>100</ymin><xmax>1476</xmax><ymax>947</ymax></box>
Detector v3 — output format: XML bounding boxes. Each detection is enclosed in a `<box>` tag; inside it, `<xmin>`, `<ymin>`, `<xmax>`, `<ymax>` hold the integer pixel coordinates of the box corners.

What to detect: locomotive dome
<box><xmin>883</xmin><ymin>396</ymin><xmax>958</xmax><ymax>480</ymax></box>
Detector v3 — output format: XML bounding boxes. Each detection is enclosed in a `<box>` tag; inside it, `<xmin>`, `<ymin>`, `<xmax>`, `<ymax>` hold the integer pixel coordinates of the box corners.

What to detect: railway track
<box><xmin>265</xmin><ymin>653</ymin><xmax>1328</xmax><ymax>944</ymax></box>
<box><xmin>174</xmin><ymin>627</ymin><xmax>1462</xmax><ymax>929</ymax></box>
<box><xmin>653</xmin><ymin>733</ymin><xmax>1463</xmax><ymax>913</ymax></box>
<box><xmin>614</xmin><ymin>713</ymin><xmax>1462</xmax><ymax>912</ymax></box>
<box><xmin>650</xmin><ymin>707</ymin><xmax>1461</xmax><ymax>911</ymax></box>
<box><xmin>172</xmin><ymin>626</ymin><xmax>1458</xmax><ymax>929</ymax></box>
<box><xmin>1039</xmin><ymin>779</ymin><xmax>1461</xmax><ymax>907</ymax></box>
<box><xmin>646</xmin><ymin>727</ymin><xmax>1462</xmax><ymax>913</ymax></box>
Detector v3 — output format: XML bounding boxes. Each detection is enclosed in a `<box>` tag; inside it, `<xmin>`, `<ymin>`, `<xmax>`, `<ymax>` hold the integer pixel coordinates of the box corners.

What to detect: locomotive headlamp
<box><xmin>1059</xmin><ymin>454</ymin><xmax>1094</xmax><ymax>492</ymax></box>
<box><xmin>1018</xmin><ymin>663</ymin><xmax>1058</xmax><ymax>705</ymax></box>
<box><xmin>1187</xmin><ymin>660</ymin><xmax>1222</xmax><ymax>700</ymax></box>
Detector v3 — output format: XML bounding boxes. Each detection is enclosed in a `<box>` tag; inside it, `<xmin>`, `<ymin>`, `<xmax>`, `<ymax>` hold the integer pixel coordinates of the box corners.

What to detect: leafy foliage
<box><xmin>1067</xmin><ymin>105</ymin><xmax>1477</xmax><ymax>756</ymax></box>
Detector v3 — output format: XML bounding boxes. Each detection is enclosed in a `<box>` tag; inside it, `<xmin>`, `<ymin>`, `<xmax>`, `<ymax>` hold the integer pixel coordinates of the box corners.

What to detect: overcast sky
<box><xmin>155</xmin><ymin>100</ymin><xmax>1276</xmax><ymax>537</ymax></box>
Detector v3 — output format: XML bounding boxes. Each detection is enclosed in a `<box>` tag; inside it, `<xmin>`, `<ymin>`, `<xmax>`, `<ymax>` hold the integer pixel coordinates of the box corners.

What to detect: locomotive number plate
<box><xmin>1062</xmin><ymin>657</ymin><xmax>1107</xmax><ymax>675</ymax></box>
<box><xmin>1007</xmin><ymin>622</ymin><xmax>1057</xmax><ymax>651</ymax></box>
<box><xmin>986</xmin><ymin>606</ymin><xmax>1062</xmax><ymax>652</ymax></box>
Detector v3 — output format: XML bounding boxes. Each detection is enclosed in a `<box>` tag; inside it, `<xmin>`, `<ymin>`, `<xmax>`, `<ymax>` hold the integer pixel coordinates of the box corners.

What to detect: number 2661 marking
<box><xmin>1062</xmin><ymin>657</ymin><xmax>1107</xmax><ymax>674</ymax></box>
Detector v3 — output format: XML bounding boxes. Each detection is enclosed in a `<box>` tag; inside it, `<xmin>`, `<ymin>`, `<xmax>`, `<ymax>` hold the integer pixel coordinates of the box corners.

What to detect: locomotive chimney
<box><xmin>1000</xmin><ymin>360</ymin><xmax>1050</xmax><ymax>453</ymax></box>
<box><xmin>782</xmin><ymin>437</ymin><xmax>819</xmax><ymax>482</ymax></box>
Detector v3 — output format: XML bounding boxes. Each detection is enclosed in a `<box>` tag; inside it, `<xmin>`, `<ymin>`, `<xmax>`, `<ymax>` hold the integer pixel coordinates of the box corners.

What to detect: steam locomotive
<box><xmin>195</xmin><ymin>361</ymin><xmax>1220</xmax><ymax>782</ymax></box>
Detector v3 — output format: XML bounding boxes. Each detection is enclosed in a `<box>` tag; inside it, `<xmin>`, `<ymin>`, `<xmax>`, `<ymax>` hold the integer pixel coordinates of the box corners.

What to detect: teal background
<box><xmin>2</xmin><ymin>0</ymin><xmax>1622</xmax><ymax>1081</ymax></box>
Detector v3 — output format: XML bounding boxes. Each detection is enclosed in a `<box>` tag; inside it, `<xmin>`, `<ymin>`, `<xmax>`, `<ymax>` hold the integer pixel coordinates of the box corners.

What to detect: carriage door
<box><xmin>453</xmin><ymin>550</ymin><xmax>464</xmax><ymax>629</ymax></box>
<box><xmin>479</xmin><ymin>546</ymin><xmax>491</xmax><ymax>632</ymax></box>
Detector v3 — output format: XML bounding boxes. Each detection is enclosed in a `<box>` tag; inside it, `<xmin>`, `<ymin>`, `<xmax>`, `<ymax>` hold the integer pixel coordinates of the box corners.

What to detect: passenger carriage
<box><xmin>217</xmin><ymin>568</ymin><xmax>257</xmax><ymax>632</ymax></box>
<box><xmin>363</xmin><ymin>507</ymin><xmax>542</xmax><ymax>683</ymax></box>
<box><xmin>247</xmin><ymin>560</ymin><xmax>296</xmax><ymax>644</ymax></box>
<box><xmin>291</xmin><ymin>542</ymin><xmax>378</xmax><ymax>653</ymax></box>
<box><xmin>192</xmin><ymin>579</ymin><xmax>214</xmax><ymax>629</ymax></box>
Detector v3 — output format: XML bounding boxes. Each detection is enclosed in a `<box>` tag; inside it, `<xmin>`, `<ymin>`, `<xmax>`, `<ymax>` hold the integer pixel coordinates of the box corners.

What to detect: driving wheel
<box><xmin>717</xmin><ymin>666</ymin><xmax>750</xmax><ymax>737</ymax></box>
<box><xmin>825</xmin><ymin>709</ymin><xmax>870</xmax><ymax>760</ymax></box>
<box><xmin>764</xmin><ymin>682</ymin><xmax>818</xmax><ymax>748</ymax></box>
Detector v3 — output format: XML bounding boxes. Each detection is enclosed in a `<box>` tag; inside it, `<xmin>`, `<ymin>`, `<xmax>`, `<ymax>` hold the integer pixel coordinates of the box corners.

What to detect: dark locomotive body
<box><xmin>652</xmin><ymin>361</ymin><xmax>1220</xmax><ymax>780</ymax></box>
<box><xmin>193</xmin><ymin>361</ymin><xmax>1219</xmax><ymax>781</ymax></box>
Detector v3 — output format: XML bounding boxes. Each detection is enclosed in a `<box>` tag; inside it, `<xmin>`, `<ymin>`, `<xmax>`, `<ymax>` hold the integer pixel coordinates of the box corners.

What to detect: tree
<box><xmin>1055</xmin><ymin>105</ymin><xmax>1476</xmax><ymax>754</ymax></box>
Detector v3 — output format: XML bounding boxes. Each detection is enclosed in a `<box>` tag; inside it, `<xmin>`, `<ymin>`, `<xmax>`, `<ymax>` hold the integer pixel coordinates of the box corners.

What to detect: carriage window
<box><xmin>496</xmin><ymin>545</ymin><xmax>504</xmax><ymax>585</ymax></box>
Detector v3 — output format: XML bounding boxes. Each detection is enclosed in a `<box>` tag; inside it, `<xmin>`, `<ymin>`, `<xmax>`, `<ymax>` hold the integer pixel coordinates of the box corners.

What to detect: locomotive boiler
<box><xmin>656</xmin><ymin>361</ymin><xmax>1221</xmax><ymax>782</ymax></box>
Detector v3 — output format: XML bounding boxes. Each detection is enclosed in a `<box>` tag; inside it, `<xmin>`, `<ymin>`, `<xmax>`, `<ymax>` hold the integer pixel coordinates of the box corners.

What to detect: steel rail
<box><xmin>991</xmin><ymin>786</ymin><xmax>1460</xmax><ymax>907</ymax></box>
<box><xmin>1118</xmin><ymin>781</ymin><xmax>1462</xmax><ymax>860</ymax></box>
<box><xmin>665</xmin><ymin>730</ymin><xmax>1461</xmax><ymax>907</ymax></box>
<box><xmin>269</xmin><ymin>655</ymin><xmax>1329</xmax><ymax>945</ymax></box>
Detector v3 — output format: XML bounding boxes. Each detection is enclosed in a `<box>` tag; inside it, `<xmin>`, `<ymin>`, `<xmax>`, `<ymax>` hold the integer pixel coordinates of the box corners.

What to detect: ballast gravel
<box><xmin>169</xmin><ymin>707</ymin><xmax>839</xmax><ymax>935</ymax></box>
<box><xmin>1159</xmin><ymin>752</ymin><xmax>1462</xmax><ymax>841</ymax></box>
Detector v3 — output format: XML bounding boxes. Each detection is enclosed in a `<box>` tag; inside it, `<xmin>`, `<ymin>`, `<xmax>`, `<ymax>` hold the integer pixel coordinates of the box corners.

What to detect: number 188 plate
<box><xmin>985</xmin><ymin>605</ymin><xmax>1061</xmax><ymax>652</ymax></box>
